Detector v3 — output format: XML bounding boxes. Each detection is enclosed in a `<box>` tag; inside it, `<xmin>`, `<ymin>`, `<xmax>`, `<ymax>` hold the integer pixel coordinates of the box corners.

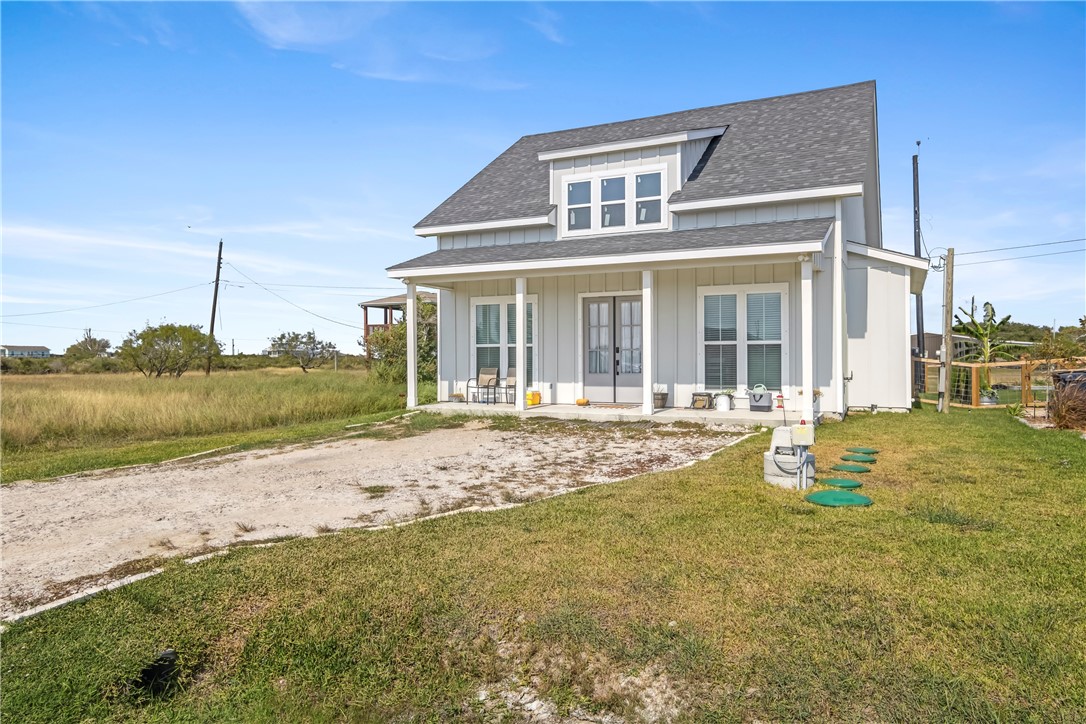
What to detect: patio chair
<box><xmin>498</xmin><ymin>367</ymin><xmax>516</xmax><ymax>404</ymax></box>
<box><xmin>467</xmin><ymin>367</ymin><xmax>499</xmax><ymax>404</ymax></box>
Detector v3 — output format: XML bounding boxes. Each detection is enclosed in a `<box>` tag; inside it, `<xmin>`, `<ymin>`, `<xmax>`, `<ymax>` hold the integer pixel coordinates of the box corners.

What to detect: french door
<box><xmin>583</xmin><ymin>296</ymin><xmax>642</xmax><ymax>403</ymax></box>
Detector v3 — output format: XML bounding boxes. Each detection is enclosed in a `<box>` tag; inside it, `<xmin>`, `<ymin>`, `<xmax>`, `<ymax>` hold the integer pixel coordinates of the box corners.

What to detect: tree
<box><xmin>118</xmin><ymin>323</ymin><xmax>220</xmax><ymax>378</ymax></box>
<box><xmin>64</xmin><ymin>329</ymin><xmax>111</xmax><ymax>360</ymax></box>
<box><xmin>364</xmin><ymin>299</ymin><xmax>437</xmax><ymax>384</ymax></box>
<box><xmin>268</xmin><ymin>331</ymin><xmax>337</xmax><ymax>373</ymax></box>
<box><xmin>953</xmin><ymin>297</ymin><xmax>1016</xmax><ymax>392</ymax></box>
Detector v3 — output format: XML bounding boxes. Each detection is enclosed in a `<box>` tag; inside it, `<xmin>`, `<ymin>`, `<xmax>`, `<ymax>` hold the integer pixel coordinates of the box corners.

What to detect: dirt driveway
<box><xmin>1</xmin><ymin>416</ymin><xmax>749</xmax><ymax>619</ymax></box>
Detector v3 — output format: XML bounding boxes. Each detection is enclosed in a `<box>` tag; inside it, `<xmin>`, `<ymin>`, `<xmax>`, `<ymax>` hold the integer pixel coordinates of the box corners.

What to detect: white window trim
<box><xmin>469</xmin><ymin>295</ymin><xmax>539</xmax><ymax>388</ymax></box>
<box><xmin>559</xmin><ymin>164</ymin><xmax>669</xmax><ymax>239</ymax></box>
<box><xmin>696</xmin><ymin>283</ymin><xmax>790</xmax><ymax>397</ymax></box>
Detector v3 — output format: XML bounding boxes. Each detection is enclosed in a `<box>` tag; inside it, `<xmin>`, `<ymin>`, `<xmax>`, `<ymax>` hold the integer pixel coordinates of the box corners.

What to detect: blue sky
<box><xmin>3</xmin><ymin>1</ymin><xmax>1084</xmax><ymax>354</ymax></box>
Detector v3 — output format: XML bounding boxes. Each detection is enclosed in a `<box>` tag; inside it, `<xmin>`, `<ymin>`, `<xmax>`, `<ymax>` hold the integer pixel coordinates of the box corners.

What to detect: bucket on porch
<box><xmin>749</xmin><ymin>384</ymin><xmax>773</xmax><ymax>412</ymax></box>
<box><xmin>653</xmin><ymin>392</ymin><xmax>668</xmax><ymax>409</ymax></box>
<box><xmin>526</xmin><ymin>391</ymin><xmax>541</xmax><ymax>406</ymax></box>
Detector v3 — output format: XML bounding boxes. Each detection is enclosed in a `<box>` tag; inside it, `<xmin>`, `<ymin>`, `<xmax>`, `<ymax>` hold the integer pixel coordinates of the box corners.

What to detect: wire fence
<box><xmin>915</xmin><ymin>357</ymin><xmax>1086</xmax><ymax>410</ymax></box>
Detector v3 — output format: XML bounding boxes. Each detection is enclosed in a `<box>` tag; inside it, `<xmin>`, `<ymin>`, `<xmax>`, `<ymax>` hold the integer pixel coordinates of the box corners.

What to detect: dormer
<box><xmin>540</xmin><ymin>127</ymin><xmax>726</xmax><ymax>240</ymax></box>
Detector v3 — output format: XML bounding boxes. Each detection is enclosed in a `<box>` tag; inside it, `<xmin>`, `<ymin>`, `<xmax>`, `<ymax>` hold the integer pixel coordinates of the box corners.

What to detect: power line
<box><xmin>955</xmin><ymin>237</ymin><xmax>1085</xmax><ymax>256</ymax></box>
<box><xmin>957</xmin><ymin>248</ymin><xmax>1085</xmax><ymax>267</ymax></box>
<box><xmin>235</xmin><ymin>282</ymin><xmax>404</xmax><ymax>290</ymax></box>
<box><xmin>0</xmin><ymin>283</ymin><xmax>212</xmax><ymax>318</ymax></box>
<box><xmin>223</xmin><ymin>262</ymin><xmax>364</xmax><ymax>330</ymax></box>
<box><xmin>0</xmin><ymin>320</ymin><xmax>126</xmax><ymax>333</ymax></box>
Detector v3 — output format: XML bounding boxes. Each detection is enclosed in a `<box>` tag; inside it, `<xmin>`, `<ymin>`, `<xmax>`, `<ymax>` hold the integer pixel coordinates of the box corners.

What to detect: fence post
<box><xmin>971</xmin><ymin>365</ymin><xmax>980</xmax><ymax>407</ymax></box>
<box><xmin>1022</xmin><ymin>363</ymin><xmax>1032</xmax><ymax>406</ymax></box>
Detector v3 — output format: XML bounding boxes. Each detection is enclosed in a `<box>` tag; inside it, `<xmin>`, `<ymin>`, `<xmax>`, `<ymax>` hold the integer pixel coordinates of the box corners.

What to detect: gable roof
<box><xmin>416</xmin><ymin>81</ymin><xmax>875</xmax><ymax>230</ymax></box>
<box><xmin>389</xmin><ymin>218</ymin><xmax>831</xmax><ymax>274</ymax></box>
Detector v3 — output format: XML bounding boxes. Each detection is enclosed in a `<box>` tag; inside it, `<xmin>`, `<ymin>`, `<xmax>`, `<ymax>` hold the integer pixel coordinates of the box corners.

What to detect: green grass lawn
<box><xmin>1</xmin><ymin>371</ymin><xmax>436</xmax><ymax>483</ymax></box>
<box><xmin>2</xmin><ymin>408</ymin><xmax>1084</xmax><ymax>721</ymax></box>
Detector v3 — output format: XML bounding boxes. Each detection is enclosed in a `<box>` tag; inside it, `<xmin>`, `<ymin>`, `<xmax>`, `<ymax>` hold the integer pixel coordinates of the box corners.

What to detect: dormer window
<box><xmin>561</xmin><ymin>164</ymin><xmax>669</xmax><ymax>237</ymax></box>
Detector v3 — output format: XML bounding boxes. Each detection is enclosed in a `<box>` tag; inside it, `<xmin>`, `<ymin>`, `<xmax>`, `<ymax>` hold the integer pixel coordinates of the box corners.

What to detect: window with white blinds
<box><xmin>698</xmin><ymin>285</ymin><xmax>788</xmax><ymax>394</ymax></box>
<box><xmin>506</xmin><ymin>303</ymin><xmax>534</xmax><ymax>386</ymax></box>
<box><xmin>746</xmin><ymin>292</ymin><xmax>782</xmax><ymax>389</ymax></box>
<box><xmin>470</xmin><ymin>296</ymin><xmax>538</xmax><ymax>385</ymax></box>
<box><xmin>703</xmin><ymin>294</ymin><xmax>737</xmax><ymax>389</ymax></box>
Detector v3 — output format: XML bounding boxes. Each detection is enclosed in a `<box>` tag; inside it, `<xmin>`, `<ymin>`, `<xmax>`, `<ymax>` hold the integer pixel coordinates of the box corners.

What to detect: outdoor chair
<box><xmin>498</xmin><ymin>367</ymin><xmax>516</xmax><ymax>404</ymax></box>
<box><xmin>467</xmin><ymin>368</ymin><xmax>499</xmax><ymax>404</ymax></box>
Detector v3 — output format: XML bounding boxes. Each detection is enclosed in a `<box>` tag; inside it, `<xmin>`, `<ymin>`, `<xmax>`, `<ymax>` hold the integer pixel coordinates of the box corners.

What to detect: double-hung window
<box><xmin>562</xmin><ymin>165</ymin><xmax>668</xmax><ymax>236</ymax></box>
<box><xmin>697</xmin><ymin>284</ymin><xmax>789</xmax><ymax>395</ymax></box>
<box><xmin>471</xmin><ymin>296</ymin><xmax>537</xmax><ymax>386</ymax></box>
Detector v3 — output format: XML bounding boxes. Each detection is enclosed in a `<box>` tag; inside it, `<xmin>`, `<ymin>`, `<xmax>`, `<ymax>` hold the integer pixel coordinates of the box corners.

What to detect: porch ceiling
<box><xmin>388</xmin><ymin>218</ymin><xmax>830</xmax><ymax>277</ymax></box>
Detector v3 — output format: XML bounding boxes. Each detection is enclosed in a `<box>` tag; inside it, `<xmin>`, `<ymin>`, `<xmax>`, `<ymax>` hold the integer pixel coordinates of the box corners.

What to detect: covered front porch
<box><xmin>418</xmin><ymin>400</ymin><xmax>795</xmax><ymax>427</ymax></box>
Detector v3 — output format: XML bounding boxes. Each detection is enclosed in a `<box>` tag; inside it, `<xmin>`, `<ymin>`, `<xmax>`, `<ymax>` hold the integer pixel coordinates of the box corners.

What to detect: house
<box><xmin>0</xmin><ymin>345</ymin><xmax>51</xmax><ymax>358</ymax></box>
<box><xmin>387</xmin><ymin>81</ymin><xmax>927</xmax><ymax>421</ymax></box>
<box><xmin>358</xmin><ymin>291</ymin><xmax>437</xmax><ymax>358</ymax></box>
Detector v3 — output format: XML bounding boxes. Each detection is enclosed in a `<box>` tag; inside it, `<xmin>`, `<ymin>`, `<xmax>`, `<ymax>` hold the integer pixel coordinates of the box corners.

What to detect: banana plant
<box><xmin>953</xmin><ymin>297</ymin><xmax>1016</xmax><ymax>393</ymax></box>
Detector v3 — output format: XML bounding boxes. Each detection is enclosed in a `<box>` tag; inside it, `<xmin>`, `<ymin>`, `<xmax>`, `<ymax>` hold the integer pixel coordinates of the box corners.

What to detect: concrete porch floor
<box><xmin>417</xmin><ymin>401</ymin><xmax>795</xmax><ymax>427</ymax></box>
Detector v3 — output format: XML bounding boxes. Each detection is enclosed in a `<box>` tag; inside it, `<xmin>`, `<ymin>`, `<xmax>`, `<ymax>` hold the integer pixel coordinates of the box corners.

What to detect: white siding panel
<box><xmin>674</xmin><ymin>268</ymin><xmax>697</xmax><ymax>407</ymax></box>
<box><xmin>437</xmin><ymin>289</ymin><xmax>456</xmax><ymax>400</ymax></box>
<box><xmin>556</xmin><ymin>276</ymin><xmax>577</xmax><ymax>403</ymax></box>
<box><xmin>846</xmin><ymin>258</ymin><xmax>911</xmax><ymax>409</ymax></box>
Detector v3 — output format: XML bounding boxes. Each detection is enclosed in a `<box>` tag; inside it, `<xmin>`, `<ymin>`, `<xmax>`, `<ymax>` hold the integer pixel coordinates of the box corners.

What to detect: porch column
<box><xmin>405</xmin><ymin>281</ymin><xmax>417</xmax><ymax>408</ymax></box>
<box><xmin>515</xmin><ymin>277</ymin><xmax>527</xmax><ymax>411</ymax></box>
<box><xmin>642</xmin><ymin>269</ymin><xmax>655</xmax><ymax>416</ymax></box>
<box><xmin>800</xmin><ymin>258</ymin><xmax>815</xmax><ymax>422</ymax></box>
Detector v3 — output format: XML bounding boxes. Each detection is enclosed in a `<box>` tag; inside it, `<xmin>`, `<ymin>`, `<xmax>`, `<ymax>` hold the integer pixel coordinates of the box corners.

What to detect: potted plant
<box><xmin>715</xmin><ymin>389</ymin><xmax>735</xmax><ymax>411</ymax></box>
<box><xmin>954</xmin><ymin>297</ymin><xmax>1016</xmax><ymax>406</ymax></box>
<box><xmin>653</xmin><ymin>385</ymin><xmax>669</xmax><ymax>409</ymax></box>
<box><xmin>450</xmin><ymin>391</ymin><xmax>465</xmax><ymax>403</ymax></box>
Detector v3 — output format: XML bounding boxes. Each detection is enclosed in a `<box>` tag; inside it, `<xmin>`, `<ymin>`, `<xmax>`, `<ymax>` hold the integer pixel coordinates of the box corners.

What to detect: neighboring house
<box><xmin>0</xmin><ymin>345</ymin><xmax>51</xmax><ymax>358</ymax></box>
<box><xmin>387</xmin><ymin>81</ymin><xmax>927</xmax><ymax>420</ymax></box>
<box><xmin>358</xmin><ymin>292</ymin><xmax>437</xmax><ymax>357</ymax></box>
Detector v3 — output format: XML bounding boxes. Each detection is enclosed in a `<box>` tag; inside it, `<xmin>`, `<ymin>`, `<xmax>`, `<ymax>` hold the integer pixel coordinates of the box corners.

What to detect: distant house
<box><xmin>387</xmin><ymin>81</ymin><xmax>928</xmax><ymax>419</ymax></box>
<box><xmin>0</xmin><ymin>345</ymin><xmax>51</xmax><ymax>358</ymax></box>
<box><xmin>358</xmin><ymin>292</ymin><xmax>436</xmax><ymax>357</ymax></box>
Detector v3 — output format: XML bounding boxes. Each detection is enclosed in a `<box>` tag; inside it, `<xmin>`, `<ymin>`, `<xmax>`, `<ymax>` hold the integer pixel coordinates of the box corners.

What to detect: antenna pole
<box><xmin>913</xmin><ymin>142</ymin><xmax>926</xmax><ymax>399</ymax></box>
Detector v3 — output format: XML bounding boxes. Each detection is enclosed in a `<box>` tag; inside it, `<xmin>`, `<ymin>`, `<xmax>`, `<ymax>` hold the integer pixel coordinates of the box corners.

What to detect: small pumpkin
<box><xmin>575</xmin><ymin>398</ymin><xmax>590</xmax><ymax>407</ymax></box>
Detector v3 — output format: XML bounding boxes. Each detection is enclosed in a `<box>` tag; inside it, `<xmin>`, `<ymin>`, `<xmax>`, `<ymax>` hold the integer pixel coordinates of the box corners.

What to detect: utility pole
<box><xmin>913</xmin><ymin>143</ymin><xmax>926</xmax><ymax>399</ymax></box>
<box><xmin>205</xmin><ymin>239</ymin><xmax>223</xmax><ymax>376</ymax></box>
<box><xmin>938</xmin><ymin>247</ymin><xmax>954</xmax><ymax>413</ymax></box>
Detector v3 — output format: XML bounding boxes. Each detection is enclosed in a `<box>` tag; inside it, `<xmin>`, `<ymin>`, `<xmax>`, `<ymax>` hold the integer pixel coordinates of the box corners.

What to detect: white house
<box><xmin>0</xmin><ymin>345</ymin><xmax>51</xmax><ymax>358</ymax></box>
<box><xmin>387</xmin><ymin>81</ymin><xmax>927</xmax><ymax>421</ymax></box>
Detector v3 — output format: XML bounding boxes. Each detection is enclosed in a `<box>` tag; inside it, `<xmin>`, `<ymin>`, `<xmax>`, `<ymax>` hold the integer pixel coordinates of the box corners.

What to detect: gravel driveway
<box><xmin>1</xmin><ymin>417</ymin><xmax>749</xmax><ymax>619</ymax></box>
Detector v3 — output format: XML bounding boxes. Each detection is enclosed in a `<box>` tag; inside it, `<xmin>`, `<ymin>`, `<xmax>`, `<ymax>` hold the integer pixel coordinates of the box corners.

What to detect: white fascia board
<box><xmin>846</xmin><ymin>241</ymin><xmax>929</xmax><ymax>293</ymax></box>
<box><xmin>387</xmin><ymin>239</ymin><xmax>824</xmax><ymax>280</ymax></box>
<box><xmin>537</xmin><ymin>127</ymin><xmax>726</xmax><ymax>162</ymax></box>
<box><xmin>415</xmin><ymin>211</ymin><xmax>554</xmax><ymax>237</ymax></box>
<box><xmin>669</xmin><ymin>183</ymin><xmax>864</xmax><ymax>213</ymax></box>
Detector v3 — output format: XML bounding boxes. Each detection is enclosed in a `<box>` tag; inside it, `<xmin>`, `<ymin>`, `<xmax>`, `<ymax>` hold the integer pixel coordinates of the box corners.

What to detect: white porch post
<box><xmin>800</xmin><ymin>258</ymin><xmax>815</xmax><ymax>422</ymax></box>
<box><xmin>515</xmin><ymin>277</ymin><xmax>527</xmax><ymax>411</ymax></box>
<box><xmin>405</xmin><ymin>281</ymin><xmax>417</xmax><ymax>408</ymax></box>
<box><xmin>642</xmin><ymin>269</ymin><xmax>655</xmax><ymax>415</ymax></box>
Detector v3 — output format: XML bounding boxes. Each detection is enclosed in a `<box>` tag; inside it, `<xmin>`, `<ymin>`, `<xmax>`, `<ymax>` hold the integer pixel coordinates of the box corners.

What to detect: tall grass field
<box><xmin>1</xmin><ymin>370</ymin><xmax>426</xmax><ymax>482</ymax></box>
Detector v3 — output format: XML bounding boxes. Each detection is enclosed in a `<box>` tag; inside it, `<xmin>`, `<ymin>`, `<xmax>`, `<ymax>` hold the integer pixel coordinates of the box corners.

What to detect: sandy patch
<box><xmin>1</xmin><ymin>418</ymin><xmax>748</xmax><ymax>618</ymax></box>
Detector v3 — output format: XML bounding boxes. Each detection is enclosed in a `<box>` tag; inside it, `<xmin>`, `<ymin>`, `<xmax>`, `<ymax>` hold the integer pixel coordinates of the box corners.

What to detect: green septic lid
<box><xmin>805</xmin><ymin>490</ymin><xmax>873</xmax><ymax>507</ymax></box>
<box><xmin>832</xmin><ymin>463</ymin><xmax>871</xmax><ymax>473</ymax></box>
<box><xmin>841</xmin><ymin>453</ymin><xmax>877</xmax><ymax>463</ymax></box>
<box><xmin>845</xmin><ymin>447</ymin><xmax>880</xmax><ymax>454</ymax></box>
<box><xmin>822</xmin><ymin>478</ymin><xmax>863</xmax><ymax>489</ymax></box>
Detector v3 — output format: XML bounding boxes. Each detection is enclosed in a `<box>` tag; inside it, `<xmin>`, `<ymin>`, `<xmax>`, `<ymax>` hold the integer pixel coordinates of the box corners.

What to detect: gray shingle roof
<box><xmin>415</xmin><ymin>81</ymin><xmax>875</xmax><ymax>229</ymax></box>
<box><xmin>389</xmin><ymin>218</ymin><xmax>830</xmax><ymax>273</ymax></box>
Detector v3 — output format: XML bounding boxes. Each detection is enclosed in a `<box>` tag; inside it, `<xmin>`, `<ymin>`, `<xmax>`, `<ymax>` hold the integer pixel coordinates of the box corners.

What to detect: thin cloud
<box><xmin>235</xmin><ymin>2</ymin><xmax>525</xmax><ymax>91</ymax></box>
<box><xmin>235</xmin><ymin>2</ymin><xmax>390</xmax><ymax>50</ymax></box>
<box><xmin>3</xmin><ymin>223</ymin><xmax>354</xmax><ymax>279</ymax></box>
<box><xmin>524</xmin><ymin>5</ymin><xmax>566</xmax><ymax>45</ymax></box>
